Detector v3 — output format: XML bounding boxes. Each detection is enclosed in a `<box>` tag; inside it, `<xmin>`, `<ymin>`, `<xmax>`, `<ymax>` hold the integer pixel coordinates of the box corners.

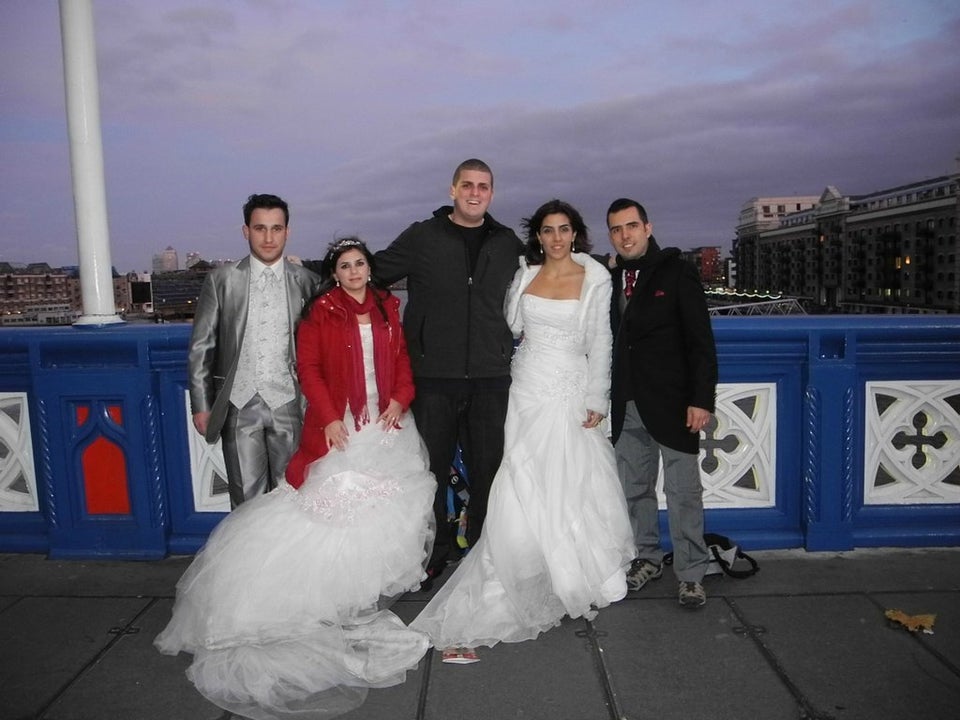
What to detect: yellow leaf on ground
<box><xmin>885</xmin><ymin>609</ymin><xmax>936</xmax><ymax>633</ymax></box>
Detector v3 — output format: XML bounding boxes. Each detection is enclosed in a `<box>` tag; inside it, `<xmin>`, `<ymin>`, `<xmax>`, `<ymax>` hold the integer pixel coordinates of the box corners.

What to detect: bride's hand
<box><xmin>583</xmin><ymin>410</ymin><xmax>604</xmax><ymax>429</ymax></box>
<box><xmin>377</xmin><ymin>399</ymin><xmax>404</xmax><ymax>430</ymax></box>
<box><xmin>325</xmin><ymin>420</ymin><xmax>349</xmax><ymax>451</ymax></box>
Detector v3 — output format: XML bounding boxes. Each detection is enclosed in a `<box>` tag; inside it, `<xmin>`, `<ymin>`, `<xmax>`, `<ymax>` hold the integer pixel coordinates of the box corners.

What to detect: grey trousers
<box><xmin>614</xmin><ymin>401</ymin><xmax>709</xmax><ymax>582</ymax></box>
<box><xmin>221</xmin><ymin>395</ymin><xmax>301</xmax><ymax>509</ymax></box>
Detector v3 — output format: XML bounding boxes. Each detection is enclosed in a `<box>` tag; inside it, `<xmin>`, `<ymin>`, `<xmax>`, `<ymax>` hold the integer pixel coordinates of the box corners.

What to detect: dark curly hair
<box><xmin>520</xmin><ymin>199</ymin><xmax>591</xmax><ymax>265</ymax></box>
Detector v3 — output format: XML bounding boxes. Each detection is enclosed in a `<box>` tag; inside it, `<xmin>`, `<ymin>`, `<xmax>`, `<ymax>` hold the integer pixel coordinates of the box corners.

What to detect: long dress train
<box><xmin>411</xmin><ymin>294</ymin><xmax>635</xmax><ymax>649</ymax></box>
<box><xmin>155</xmin><ymin>324</ymin><xmax>435</xmax><ymax>719</ymax></box>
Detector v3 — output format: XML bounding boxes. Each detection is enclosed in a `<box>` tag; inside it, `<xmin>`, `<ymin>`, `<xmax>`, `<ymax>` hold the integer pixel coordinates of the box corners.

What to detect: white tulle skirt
<box><xmin>155</xmin><ymin>415</ymin><xmax>436</xmax><ymax>720</ymax></box>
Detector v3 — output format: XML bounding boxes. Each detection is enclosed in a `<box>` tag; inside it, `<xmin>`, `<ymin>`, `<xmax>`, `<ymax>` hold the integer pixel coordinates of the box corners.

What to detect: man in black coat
<box><xmin>605</xmin><ymin>198</ymin><xmax>718</xmax><ymax>608</ymax></box>
<box><xmin>376</xmin><ymin>159</ymin><xmax>524</xmax><ymax>583</ymax></box>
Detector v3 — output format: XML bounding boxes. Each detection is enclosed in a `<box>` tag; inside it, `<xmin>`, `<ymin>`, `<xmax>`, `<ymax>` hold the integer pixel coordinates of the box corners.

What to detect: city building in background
<box><xmin>0</xmin><ymin>263</ymin><xmax>130</xmax><ymax>325</ymax></box>
<box><xmin>725</xmin><ymin>257</ymin><xmax>737</xmax><ymax>289</ymax></box>
<box><xmin>680</xmin><ymin>246</ymin><xmax>725</xmax><ymax>287</ymax></box>
<box><xmin>734</xmin><ymin>171</ymin><xmax>960</xmax><ymax>314</ymax></box>
<box><xmin>733</xmin><ymin>195</ymin><xmax>821</xmax><ymax>297</ymax></box>
<box><xmin>150</xmin><ymin>267</ymin><xmax>209</xmax><ymax>321</ymax></box>
<box><xmin>843</xmin><ymin>176</ymin><xmax>958</xmax><ymax>313</ymax></box>
<box><xmin>152</xmin><ymin>246</ymin><xmax>179</xmax><ymax>273</ymax></box>
<box><xmin>184</xmin><ymin>251</ymin><xmax>202</xmax><ymax>269</ymax></box>
<box><xmin>127</xmin><ymin>272</ymin><xmax>153</xmax><ymax>316</ymax></box>
<box><xmin>0</xmin><ymin>250</ymin><xmax>311</xmax><ymax>325</ymax></box>
<box><xmin>0</xmin><ymin>263</ymin><xmax>70</xmax><ymax>322</ymax></box>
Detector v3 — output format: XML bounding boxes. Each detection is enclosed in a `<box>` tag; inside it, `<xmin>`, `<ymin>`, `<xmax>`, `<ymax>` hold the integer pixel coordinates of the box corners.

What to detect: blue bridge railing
<box><xmin>0</xmin><ymin>316</ymin><xmax>957</xmax><ymax>559</ymax></box>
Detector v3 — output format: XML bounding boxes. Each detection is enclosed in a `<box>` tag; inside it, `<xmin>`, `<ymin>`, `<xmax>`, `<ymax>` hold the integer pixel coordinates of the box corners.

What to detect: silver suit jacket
<box><xmin>187</xmin><ymin>256</ymin><xmax>321</xmax><ymax>443</ymax></box>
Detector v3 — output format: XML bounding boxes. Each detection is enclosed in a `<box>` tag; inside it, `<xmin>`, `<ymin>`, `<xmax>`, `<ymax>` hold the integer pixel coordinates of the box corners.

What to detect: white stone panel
<box><xmin>864</xmin><ymin>380</ymin><xmax>960</xmax><ymax>505</ymax></box>
<box><xmin>0</xmin><ymin>393</ymin><xmax>39</xmax><ymax>512</ymax></box>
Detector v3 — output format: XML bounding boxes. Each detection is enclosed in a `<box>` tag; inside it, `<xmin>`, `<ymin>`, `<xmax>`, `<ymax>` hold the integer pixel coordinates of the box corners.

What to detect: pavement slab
<box><xmin>731</xmin><ymin>594</ymin><xmax>960</xmax><ymax>720</ymax></box>
<box><xmin>421</xmin><ymin>616</ymin><xmax>612</xmax><ymax>720</ymax></box>
<box><xmin>597</xmin><ymin>597</ymin><xmax>797</xmax><ymax>720</ymax></box>
<box><xmin>42</xmin><ymin>598</ymin><xmax>221</xmax><ymax>720</ymax></box>
<box><xmin>0</xmin><ymin>596</ymin><xmax>150</xmax><ymax>720</ymax></box>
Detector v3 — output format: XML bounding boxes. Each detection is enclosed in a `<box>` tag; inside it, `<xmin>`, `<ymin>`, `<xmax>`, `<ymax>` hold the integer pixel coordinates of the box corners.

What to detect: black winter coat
<box><xmin>609</xmin><ymin>238</ymin><xmax>718</xmax><ymax>453</ymax></box>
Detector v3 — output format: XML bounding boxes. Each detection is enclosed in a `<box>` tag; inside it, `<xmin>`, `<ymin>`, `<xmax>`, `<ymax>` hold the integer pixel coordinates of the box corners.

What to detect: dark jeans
<box><xmin>412</xmin><ymin>384</ymin><xmax>509</xmax><ymax>568</ymax></box>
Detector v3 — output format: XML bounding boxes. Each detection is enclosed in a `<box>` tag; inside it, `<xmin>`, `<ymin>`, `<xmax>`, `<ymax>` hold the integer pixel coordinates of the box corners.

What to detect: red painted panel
<box><xmin>83</xmin><ymin>436</ymin><xmax>131</xmax><ymax>514</ymax></box>
<box><xmin>76</xmin><ymin>406</ymin><xmax>89</xmax><ymax>425</ymax></box>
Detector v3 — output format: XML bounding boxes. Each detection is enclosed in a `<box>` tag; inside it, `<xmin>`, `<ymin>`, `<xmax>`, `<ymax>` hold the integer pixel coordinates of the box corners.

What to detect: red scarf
<box><xmin>331</xmin><ymin>286</ymin><xmax>394</xmax><ymax>430</ymax></box>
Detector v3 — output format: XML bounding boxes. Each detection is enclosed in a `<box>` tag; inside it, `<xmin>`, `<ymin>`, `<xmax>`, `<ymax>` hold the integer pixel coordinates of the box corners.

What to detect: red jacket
<box><xmin>285</xmin><ymin>288</ymin><xmax>414</xmax><ymax>488</ymax></box>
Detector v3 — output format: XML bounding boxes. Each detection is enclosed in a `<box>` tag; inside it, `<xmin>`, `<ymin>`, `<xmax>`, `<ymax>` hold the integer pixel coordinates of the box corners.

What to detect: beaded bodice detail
<box><xmin>512</xmin><ymin>295</ymin><xmax>586</xmax><ymax>400</ymax></box>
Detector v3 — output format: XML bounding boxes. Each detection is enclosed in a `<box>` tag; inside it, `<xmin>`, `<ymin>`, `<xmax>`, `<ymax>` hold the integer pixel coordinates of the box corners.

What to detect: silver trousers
<box><xmin>221</xmin><ymin>394</ymin><xmax>301</xmax><ymax>509</ymax></box>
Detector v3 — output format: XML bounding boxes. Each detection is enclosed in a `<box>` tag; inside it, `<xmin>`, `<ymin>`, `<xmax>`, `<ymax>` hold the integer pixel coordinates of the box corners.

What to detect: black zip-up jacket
<box><xmin>375</xmin><ymin>207</ymin><xmax>524</xmax><ymax>380</ymax></box>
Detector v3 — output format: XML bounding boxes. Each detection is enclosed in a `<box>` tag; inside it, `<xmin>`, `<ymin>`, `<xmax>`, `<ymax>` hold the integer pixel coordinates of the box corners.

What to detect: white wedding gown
<box><xmin>155</xmin><ymin>324</ymin><xmax>435</xmax><ymax>720</ymax></box>
<box><xmin>411</xmin><ymin>294</ymin><xmax>635</xmax><ymax>649</ymax></box>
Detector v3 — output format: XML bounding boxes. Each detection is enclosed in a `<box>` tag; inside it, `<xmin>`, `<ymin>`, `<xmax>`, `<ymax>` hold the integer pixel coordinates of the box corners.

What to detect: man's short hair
<box><xmin>243</xmin><ymin>194</ymin><xmax>289</xmax><ymax>226</ymax></box>
<box><xmin>606</xmin><ymin>198</ymin><xmax>649</xmax><ymax>226</ymax></box>
<box><xmin>452</xmin><ymin>159</ymin><xmax>494</xmax><ymax>187</ymax></box>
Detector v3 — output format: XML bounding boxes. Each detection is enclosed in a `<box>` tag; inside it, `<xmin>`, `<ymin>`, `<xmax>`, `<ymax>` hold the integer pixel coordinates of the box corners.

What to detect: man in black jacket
<box><xmin>605</xmin><ymin>197</ymin><xmax>718</xmax><ymax>608</ymax></box>
<box><xmin>376</xmin><ymin>159</ymin><xmax>524</xmax><ymax>582</ymax></box>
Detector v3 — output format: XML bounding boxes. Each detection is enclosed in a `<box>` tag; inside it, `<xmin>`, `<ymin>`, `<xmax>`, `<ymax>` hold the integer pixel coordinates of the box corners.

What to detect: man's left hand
<box><xmin>686</xmin><ymin>406</ymin><xmax>711</xmax><ymax>434</ymax></box>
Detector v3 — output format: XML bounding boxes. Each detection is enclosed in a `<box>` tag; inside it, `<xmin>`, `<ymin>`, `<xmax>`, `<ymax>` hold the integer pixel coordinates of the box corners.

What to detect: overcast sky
<box><xmin>3</xmin><ymin>1</ymin><xmax>959</xmax><ymax>273</ymax></box>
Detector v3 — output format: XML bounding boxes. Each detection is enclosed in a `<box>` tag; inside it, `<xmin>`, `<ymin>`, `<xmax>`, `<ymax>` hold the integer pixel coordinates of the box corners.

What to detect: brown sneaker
<box><xmin>625</xmin><ymin>559</ymin><xmax>663</xmax><ymax>591</ymax></box>
<box><xmin>678</xmin><ymin>581</ymin><xmax>706</xmax><ymax>608</ymax></box>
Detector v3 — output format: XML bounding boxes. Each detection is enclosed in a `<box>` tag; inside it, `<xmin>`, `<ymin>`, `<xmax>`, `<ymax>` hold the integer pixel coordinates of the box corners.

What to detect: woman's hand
<box><xmin>377</xmin><ymin>399</ymin><xmax>404</xmax><ymax>430</ymax></box>
<box><xmin>325</xmin><ymin>420</ymin><xmax>349</xmax><ymax>451</ymax></box>
<box><xmin>583</xmin><ymin>410</ymin><xmax>604</xmax><ymax>429</ymax></box>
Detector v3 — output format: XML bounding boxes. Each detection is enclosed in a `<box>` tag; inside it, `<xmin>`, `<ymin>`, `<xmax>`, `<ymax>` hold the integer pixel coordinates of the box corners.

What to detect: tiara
<box><xmin>329</xmin><ymin>238</ymin><xmax>364</xmax><ymax>250</ymax></box>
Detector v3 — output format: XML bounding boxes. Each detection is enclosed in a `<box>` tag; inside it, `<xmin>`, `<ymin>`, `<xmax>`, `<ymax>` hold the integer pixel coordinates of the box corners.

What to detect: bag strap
<box><xmin>710</xmin><ymin>544</ymin><xmax>759</xmax><ymax>579</ymax></box>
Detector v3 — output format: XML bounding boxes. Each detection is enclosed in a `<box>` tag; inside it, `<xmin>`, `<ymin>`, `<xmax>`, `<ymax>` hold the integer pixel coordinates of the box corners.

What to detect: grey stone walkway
<box><xmin>1</xmin><ymin>547</ymin><xmax>959</xmax><ymax>720</ymax></box>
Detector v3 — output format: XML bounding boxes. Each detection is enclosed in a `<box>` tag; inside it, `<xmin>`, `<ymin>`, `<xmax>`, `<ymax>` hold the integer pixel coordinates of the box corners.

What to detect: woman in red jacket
<box><xmin>156</xmin><ymin>238</ymin><xmax>435</xmax><ymax>720</ymax></box>
<box><xmin>285</xmin><ymin>238</ymin><xmax>416</xmax><ymax>485</ymax></box>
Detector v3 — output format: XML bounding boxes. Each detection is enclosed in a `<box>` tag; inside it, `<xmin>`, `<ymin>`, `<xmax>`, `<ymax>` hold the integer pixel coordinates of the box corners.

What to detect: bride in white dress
<box><xmin>411</xmin><ymin>200</ymin><xmax>635</xmax><ymax>653</ymax></box>
<box><xmin>155</xmin><ymin>239</ymin><xmax>435</xmax><ymax>719</ymax></box>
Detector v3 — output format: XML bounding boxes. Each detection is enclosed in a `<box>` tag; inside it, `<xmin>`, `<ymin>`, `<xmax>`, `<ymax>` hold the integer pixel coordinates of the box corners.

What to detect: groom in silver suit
<box><xmin>188</xmin><ymin>193</ymin><xmax>321</xmax><ymax>508</ymax></box>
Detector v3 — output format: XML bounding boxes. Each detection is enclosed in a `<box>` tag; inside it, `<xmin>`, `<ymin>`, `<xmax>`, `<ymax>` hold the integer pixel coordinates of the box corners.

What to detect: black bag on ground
<box><xmin>663</xmin><ymin>533</ymin><xmax>759</xmax><ymax>579</ymax></box>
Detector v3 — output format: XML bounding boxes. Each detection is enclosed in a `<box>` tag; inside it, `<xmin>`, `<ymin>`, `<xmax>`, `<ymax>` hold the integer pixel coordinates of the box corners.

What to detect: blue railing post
<box><xmin>802</xmin><ymin>328</ymin><xmax>857</xmax><ymax>550</ymax></box>
<box><xmin>32</xmin><ymin>329</ymin><xmax>168</xmax><ymax>558</ymax></box>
